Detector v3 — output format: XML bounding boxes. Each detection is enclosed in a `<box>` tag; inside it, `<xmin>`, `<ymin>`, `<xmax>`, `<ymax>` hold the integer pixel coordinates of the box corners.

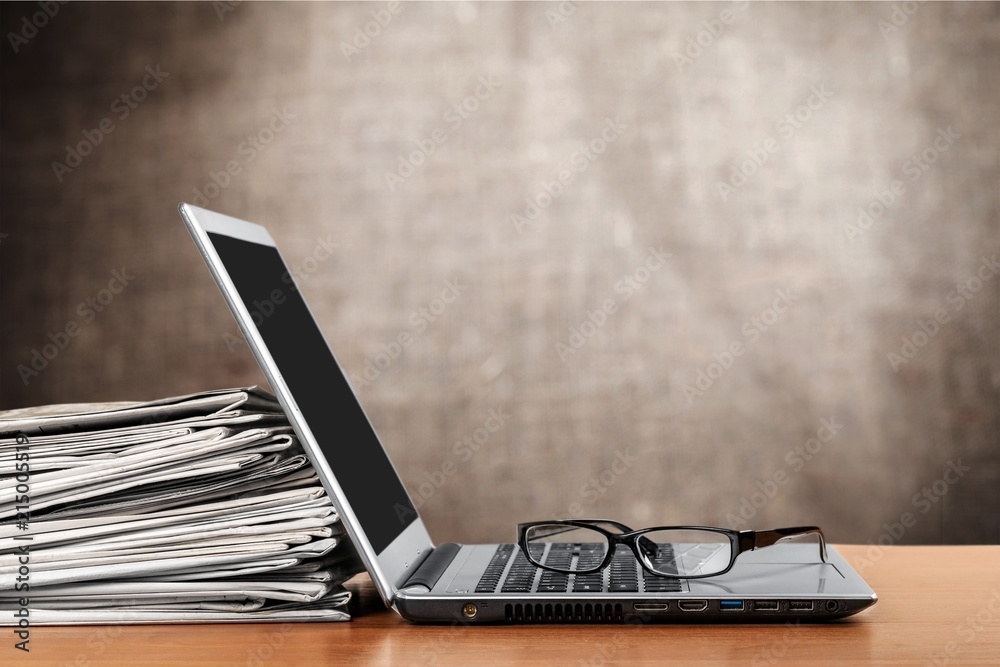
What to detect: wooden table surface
<box><xmin>11</xmin><ymin>545</ymin><xmax>1000</xmax><ymax>666</ymax></box>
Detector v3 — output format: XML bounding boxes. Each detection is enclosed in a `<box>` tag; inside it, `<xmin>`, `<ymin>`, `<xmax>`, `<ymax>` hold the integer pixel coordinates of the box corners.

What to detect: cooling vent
<box><xmin>504</xmin><ymin>602</ymin><xmax>624</xmax><ymax>623</ymax></box>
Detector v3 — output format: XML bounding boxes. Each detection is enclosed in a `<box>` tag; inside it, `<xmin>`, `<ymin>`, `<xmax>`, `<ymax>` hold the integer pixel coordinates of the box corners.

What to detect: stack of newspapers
<box><xmin>0</xmin><ymin>387</ymin><xmax>361</xmax><ymax>624</ymax></box>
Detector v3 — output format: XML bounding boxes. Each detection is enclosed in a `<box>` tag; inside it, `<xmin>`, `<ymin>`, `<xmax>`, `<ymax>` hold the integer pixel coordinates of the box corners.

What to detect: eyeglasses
<box><xmin>517</xmin><ymin>519</ymin><xmax>827</xmax><ymax>579</ymax></box>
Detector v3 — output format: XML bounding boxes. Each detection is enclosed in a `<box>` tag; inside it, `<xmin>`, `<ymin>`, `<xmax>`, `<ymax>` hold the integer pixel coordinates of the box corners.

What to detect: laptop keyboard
<box><xmin>475</xmin><ymin>543</ymin><xmax>515</xmax><ymax>593</ymax></box>
<box><xmin>476</xmin><ymin>543</ymin><xmax>683</xmax><ymax>594</ymax></box>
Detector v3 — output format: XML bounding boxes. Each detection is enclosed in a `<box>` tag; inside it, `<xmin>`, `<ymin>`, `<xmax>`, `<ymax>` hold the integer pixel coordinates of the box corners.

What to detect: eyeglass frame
<box><xmin>516</xmin><ymin>519</ymin><xmax>828</xmax><ymax>579</ymax></box>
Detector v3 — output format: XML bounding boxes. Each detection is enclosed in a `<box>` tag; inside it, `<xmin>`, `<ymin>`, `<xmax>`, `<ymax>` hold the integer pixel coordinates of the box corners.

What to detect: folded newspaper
<box><xmin>0</xmin><ymin>387</ymin><xmax>363</xmax><ymax>624</ymax></box>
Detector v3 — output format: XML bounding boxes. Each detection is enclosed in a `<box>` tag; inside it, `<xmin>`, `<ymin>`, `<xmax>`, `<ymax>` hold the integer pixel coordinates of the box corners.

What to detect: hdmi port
<box><xmin>678</xmin><ymin>600</ymin><xmax>708</xmax><ymax>612</ymax></box>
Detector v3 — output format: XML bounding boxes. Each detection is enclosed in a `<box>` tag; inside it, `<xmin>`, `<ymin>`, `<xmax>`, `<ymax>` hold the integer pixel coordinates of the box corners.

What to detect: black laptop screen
<box><xmin>207</xmin><ymin>232</ymin><xmax>416</xmax><ymax>554</ymax></box>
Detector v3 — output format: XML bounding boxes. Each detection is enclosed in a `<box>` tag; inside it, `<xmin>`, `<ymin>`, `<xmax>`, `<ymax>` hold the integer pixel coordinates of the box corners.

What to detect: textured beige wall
<box><xmin>1</xmin><ymin>2</ymin><xmax>998</xmax><ymax>547</ymax></box>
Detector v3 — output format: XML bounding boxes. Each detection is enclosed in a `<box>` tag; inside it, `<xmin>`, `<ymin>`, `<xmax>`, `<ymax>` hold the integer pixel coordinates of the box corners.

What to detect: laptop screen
<box><xmin>207</xmin><ymin>231</ymin><xmax>417</xmax><ymax>554</ymax></box>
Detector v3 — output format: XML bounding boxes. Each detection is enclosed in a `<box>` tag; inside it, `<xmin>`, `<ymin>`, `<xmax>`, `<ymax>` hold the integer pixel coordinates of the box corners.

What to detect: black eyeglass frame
<box><xmin>516</xmin><ymin>519</ymin><xmax>828</xmax><ymax>579</ymax></box>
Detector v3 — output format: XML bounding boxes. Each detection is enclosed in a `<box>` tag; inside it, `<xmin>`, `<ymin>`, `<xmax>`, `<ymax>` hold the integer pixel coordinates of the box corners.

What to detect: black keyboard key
<box><xmin>538</xmin><ymin>583</ymin><xmax>568</xmax><ymax>592</ymax></box>
<box><xmin>573</xmin><ymin>581</ymin><xmax>603</xmax><ymax>592</ymax></box>
<box><xmin>643</xmin><ymin>577</ymin><xmax>683</xmax><ymax>592</ymax></box>
<box><xmin>502</xmin><ymin>582</ymin><xmax>533</xmax><ymax>593</ymax></box>
<box><xmin>537</xmin><ymin>572</ymin><xmax>569</xmax><ymax>592</ymax></box>
<box><xmin>609</xmin><ymin>582</ymin><xmax>638</xmax><ymax>592</ymax></box>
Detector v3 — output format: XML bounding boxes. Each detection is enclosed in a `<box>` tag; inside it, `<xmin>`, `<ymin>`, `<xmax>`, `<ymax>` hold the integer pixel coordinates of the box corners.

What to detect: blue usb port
<box><xmin>720</xmin><ymin>600</ymin><xmax>744</xmax><ymax>612</ymax></box>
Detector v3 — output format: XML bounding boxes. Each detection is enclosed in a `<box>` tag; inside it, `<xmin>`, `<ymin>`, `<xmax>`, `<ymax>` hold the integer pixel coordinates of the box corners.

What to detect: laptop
<box><xmin>179</xmin><ymin>203</ymin><xmax>877</xmax><ymax>623</ymax></box>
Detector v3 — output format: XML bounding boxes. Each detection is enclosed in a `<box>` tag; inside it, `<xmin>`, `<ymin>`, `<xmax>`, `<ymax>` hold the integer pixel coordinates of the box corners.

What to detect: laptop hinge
<box><xmin>400</xmin><ymin>542</ymin><xmax>461</xmax><ymax>591</ymax></box>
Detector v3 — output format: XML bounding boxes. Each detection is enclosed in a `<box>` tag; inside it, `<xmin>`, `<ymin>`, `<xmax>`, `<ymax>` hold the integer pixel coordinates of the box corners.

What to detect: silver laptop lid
<box><xmin>179</xmin><ymin>203</ymin><xmax>433</xmax><ymax>605</ymax></box>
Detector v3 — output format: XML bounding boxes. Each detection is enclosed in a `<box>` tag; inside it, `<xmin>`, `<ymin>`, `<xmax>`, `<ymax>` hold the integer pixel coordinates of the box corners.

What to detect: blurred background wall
<box><xmin>2</xmin><ymin>2</ymin><xmax>998</xmax><ymax>549</ymax></box>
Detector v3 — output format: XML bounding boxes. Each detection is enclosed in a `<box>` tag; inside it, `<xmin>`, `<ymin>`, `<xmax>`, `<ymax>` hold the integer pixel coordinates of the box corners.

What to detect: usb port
<box><xmin>788</xmin><ymin>600</ymin><xmax>814</xmax><ymax>612</ymax></box>
<box><xmin>719</xmin><ymin>600</ymin><xmax>744</xmax><ymax>612</ymax></box>
<box><xmin>753</xmin><ymin>600</ymin><xmax>779</xmax><ymax>611</ymax></box>
<box><xmin>678</xmin><ymin>600</ymin><xmax>708</xmax><ymax>612</ymax></box>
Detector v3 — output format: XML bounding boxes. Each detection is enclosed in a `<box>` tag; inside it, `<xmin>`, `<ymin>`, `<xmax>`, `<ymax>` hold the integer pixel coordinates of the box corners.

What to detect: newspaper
<box><xmin>0</xmin><ymin>388</ymin><xmax>361</xmax><ymax>624</ymax></box>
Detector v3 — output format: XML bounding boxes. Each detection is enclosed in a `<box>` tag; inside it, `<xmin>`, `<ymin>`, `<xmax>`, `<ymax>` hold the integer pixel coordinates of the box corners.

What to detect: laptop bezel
<box><xmin>179</xmin><ymin>203</ymin><xmax>433</xmax><ymax>607</ymax></box>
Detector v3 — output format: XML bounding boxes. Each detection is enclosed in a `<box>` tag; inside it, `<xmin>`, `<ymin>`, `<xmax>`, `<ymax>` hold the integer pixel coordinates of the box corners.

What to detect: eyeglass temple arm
<box><xmin>738</xmin><ymin>526</ymin><xmax>828</xmax><ymax>562</ymax></box>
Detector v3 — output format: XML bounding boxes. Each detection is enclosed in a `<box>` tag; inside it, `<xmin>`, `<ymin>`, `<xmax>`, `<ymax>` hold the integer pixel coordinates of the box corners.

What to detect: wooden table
<box><xmin>13</xmin><ymin>546</ymin><xmax>1000</xmax><ymax>666</ymax></box>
